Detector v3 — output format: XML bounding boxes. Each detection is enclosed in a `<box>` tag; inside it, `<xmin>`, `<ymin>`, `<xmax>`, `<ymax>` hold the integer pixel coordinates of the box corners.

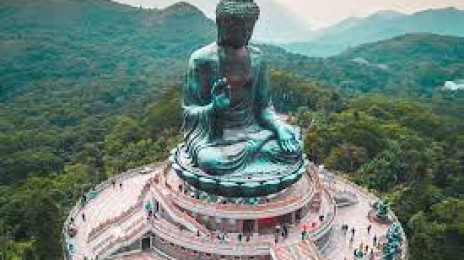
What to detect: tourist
<box><xmin>82</xmin><ymin>212</ymin><xmax>86</xmax><ymax>222</ymax></box>
<box><xmin>369</xmin><ymin>248</ymin><xmax>374</xmax><ymax>260</ymax></box>
<box><xmin>351</xmin><ymin>227</ymin><xmax>356</xmax><ymax>238</ymax></box>
<box><xmin>119</xmin><ymin>182</ymin><xmax>123</xmax><ymax>189</ymax></box>
<box><xmin>111</xmin><ymin>179</ymin><xmax>116</xmax><ymax>188</ymax></box>
<box><xmin>217</xmin><ymin>232</ymin><xmax>225</xmax><ymax>242</ymax></box>
<box><xmin>238</xmin><ymin>233</ymin><xmax>242</xmax><ymax>242</ymax></box>
<box><xmin>197</xmin><ymin>230</ymin><xmax>201</xmax><ymax>237</ymax></box>
<box><xmin>367</xmin><ymin>224</ymin><xmax>372</xmax><ymax>234</ymax></box>
<box><xmin>283</xmin><ymin>224</ymin><xmax>288</xmax><ymax>238</ymax></box>
<box><xmin>373</xmin><ymin>235</ymin><xmax>377</xmax><ymax>246</ymax></box>
<box><xmin>301</xmin><ymin>230</ymin><xmax>306</xmax><ymax>241</ymax></box>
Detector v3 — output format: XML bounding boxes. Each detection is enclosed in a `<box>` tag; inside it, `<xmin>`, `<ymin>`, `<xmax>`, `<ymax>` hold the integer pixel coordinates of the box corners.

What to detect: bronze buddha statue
<box><xmin>172</xmin><ymin>0</ymin><xmax>305</xmax><ymax>197</ymax></box>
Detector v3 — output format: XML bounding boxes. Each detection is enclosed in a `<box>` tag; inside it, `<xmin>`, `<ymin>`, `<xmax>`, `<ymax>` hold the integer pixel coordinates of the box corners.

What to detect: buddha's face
<box><xmin>217</xmin><ymin>17</ymin><xmax>256</xmax><ymax>49</ymax></box>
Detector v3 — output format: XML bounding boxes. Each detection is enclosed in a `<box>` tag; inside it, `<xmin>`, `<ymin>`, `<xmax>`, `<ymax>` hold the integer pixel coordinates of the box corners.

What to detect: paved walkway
<box><xmin>321</xmin><ymin>174</ymin><xmax>392</xmax><ymax>260</ymax></box>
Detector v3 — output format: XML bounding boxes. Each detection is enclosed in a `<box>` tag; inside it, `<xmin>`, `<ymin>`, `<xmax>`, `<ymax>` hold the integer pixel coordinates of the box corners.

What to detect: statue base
<box><xmin>368</xmin><ymin>209</ymin><xmax>394</xmax><ymax>224</ymax></box>
<box><xmin>170</xmin><ymin>144</ymin><xmax>306</xmax><ymax>197</ymax></box>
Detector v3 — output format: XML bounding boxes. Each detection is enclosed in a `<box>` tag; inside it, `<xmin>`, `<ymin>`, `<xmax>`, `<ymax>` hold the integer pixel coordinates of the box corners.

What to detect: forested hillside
<box><xmin>268</xmin><ymin>34</ymin><xmax>464</xmax><ymax>96</ymax></box>
<box><xmin>1</xmin><ymin>1</ymin><xmax>213</xmax><ymax>256</ymax></box>
<box><xmin>0</xmin><ymin>0</ymin><xmax>463</xmax><ymax>259</ymax></box>
<box><xmin>0</xmin><ymin>0</ymin><xmax>215</xmax><ymax>185</ymax></box>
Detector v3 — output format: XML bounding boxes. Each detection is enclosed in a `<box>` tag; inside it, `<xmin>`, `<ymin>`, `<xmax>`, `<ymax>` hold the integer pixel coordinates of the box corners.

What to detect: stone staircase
<box><xmin>96</xmin><ymin>212</ymin><xmax>151</xmax><ymax>258</ymax></box>
<box><xmin>271</xmin><ymin>241</ymin><xmax>324</xmax><ymax>260</ymax></box>
<box><xmin>150</xmin><ymin>175</ymin><xmax>209</xmax><ymax>236</ymax></box>
<box><xmin>85</xmin><ymin>174</ymin><xmax>152</xmax><ymax>242</ymax></box>
<box><xmin>271</xmin><ymin>244</ymin><xmax>296</xmax><ymax>260</ymax></box>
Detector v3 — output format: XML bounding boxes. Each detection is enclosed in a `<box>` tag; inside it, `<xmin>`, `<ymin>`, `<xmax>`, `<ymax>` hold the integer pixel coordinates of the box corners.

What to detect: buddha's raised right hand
<box><xmin>211</xmin><ymin>77</ymin><xmax>231</xmax><ymax>111</ymax></box>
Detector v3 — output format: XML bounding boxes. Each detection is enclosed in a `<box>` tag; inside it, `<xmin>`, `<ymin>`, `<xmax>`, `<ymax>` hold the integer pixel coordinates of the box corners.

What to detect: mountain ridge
<box><xmin>265</xmin><ymin>33</ymin><xmax>464</xmax><ymax>96</ymax></box>
<box><xmin>0</xmin><ymin>0</ymin><xmax>216</xmax><ymax>100</ymax></box>
<box><xmin>283</xmin><ymin>7</ymin><xmax>464</xmax><ymax>57</ymax></box>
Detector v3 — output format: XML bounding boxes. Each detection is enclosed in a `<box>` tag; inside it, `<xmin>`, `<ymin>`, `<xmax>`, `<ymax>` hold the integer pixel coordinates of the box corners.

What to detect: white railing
<box><xmin>150</xmin><ymin>217</ymin><xmax>273</xmax><ymax>256</ymax></box>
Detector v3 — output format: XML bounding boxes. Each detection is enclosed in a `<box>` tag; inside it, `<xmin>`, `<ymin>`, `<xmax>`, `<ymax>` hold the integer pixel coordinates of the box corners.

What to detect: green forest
<box><xmin>1</xmin><ymin>0</ymin><xmax>464</xmax><ymax>259</ymax></box>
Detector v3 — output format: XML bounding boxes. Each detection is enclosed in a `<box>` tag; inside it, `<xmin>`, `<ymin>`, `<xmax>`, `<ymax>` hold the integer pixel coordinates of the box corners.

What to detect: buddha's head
<box><xmin>216</xmin><ymin>0</ymin><xmax>260</xmax><ymax>49</ymax></box>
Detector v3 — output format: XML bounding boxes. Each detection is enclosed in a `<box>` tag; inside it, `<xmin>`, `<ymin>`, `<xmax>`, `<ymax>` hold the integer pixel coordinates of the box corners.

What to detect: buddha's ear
<box><xmin>216</xmin><ymin>18</ymin><xmax>228</xmax><ymax>46</ymax></box>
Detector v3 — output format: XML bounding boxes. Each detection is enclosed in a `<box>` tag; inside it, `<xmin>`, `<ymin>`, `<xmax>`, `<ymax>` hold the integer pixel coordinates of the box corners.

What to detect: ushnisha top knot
<box><xmin>216</xmin><ymin>0</ymin><xmax>260</xmax><ymax>21</ymax></box>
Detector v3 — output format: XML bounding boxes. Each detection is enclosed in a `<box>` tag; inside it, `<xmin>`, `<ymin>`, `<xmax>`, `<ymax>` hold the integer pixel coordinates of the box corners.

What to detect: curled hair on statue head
<box><xmin>215</xmin><ymin>0</ymin><xmax>259</xmax><ymax>48</ymax></box>
<box><xmin>216</xmin><ymin>0</ymin><xmax>260</xmax><ymax>21</ymax></box>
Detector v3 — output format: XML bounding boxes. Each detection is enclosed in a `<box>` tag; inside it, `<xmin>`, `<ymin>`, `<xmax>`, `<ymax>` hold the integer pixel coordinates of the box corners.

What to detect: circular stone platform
<box><xmin>62</xmin><ymin>162</ymin><xmax>407</xmax><ymax>260</ymax></box>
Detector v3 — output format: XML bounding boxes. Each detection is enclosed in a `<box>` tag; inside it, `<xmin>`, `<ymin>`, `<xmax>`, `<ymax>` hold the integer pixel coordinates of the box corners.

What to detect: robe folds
<box><xmin>182</xmin><ymin>43</ymin><xmax>300</xmax><ymax>176</ymax></box>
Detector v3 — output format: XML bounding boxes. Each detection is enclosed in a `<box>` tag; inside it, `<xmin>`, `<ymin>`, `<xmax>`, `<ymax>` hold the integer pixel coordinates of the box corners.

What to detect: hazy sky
<box><xmin>114</xmin><ymin>0</ymin><xmax>464</xmax><ymax>29</ymax></box>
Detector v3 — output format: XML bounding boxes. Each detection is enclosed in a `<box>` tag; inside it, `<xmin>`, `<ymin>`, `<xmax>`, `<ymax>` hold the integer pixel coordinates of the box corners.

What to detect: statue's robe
<box><xmin>182</xmin><ymin>43</ymin><xmax>301</xmax><ymax>176</ymax></box>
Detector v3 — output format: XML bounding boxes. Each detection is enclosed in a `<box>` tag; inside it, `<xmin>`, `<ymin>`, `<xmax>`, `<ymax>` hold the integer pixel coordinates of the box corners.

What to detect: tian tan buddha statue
<box><xmin>172</xmin><ymin>0</ymin><xmax>304</xmax><ymax>197</ymax></box>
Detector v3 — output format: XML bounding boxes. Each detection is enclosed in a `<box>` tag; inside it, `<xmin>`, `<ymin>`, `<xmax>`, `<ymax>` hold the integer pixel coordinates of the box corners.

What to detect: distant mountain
<box><xmin>269</xmin><ymin>33</ymin><xmax>464</xmax><ymax>96</ymax></box>
<box><xmin>283</xmin><ymin>8</ymin><xmax>464</xmax><ymax>57</ymax></box>
<box><xmin>313</xmin><ymin>10</ymin><xmax>405</xmax><ymax>39</ymax></box>
<box><xmin>252</xmin><ymin>0</ymin><xmax>311</xmax><ymax>43</ymax></box>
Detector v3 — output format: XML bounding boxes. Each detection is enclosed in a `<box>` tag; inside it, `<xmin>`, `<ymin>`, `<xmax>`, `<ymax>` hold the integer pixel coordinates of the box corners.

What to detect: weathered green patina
<box><xmin>171</xmin><ymin>0</ymin><xmax>305</xmax><ymax>197</ymax></box>
<box><xmin>382</xmin><ymin>222</ymin><xmax>404</xmax><ymax>260</ymax></box>
<box><xmin>354</xmin><ymin>248</ymin><xmax>364</xmax><ymax>259</ymax></box>
<box><xmin>377</xmin><ymin>200</ymin><xmax>390</xmax><ymax>221</ymax></box>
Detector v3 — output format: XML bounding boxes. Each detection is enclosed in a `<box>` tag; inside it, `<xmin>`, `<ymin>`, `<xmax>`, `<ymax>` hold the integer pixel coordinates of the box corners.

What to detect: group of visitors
<box><xmin>237</xmin><ymin>232</ymin><xmax>253</xmax><ymax>243</ymax></box>
<box><xmin>111</xmin><ymin>179</ymin><xmax>123</xmax><ymax>190</ymax></box>
<box><xmin>274</xmin><ymin>224</ymin><xmax>289</xmax><ymax>243</ymax></box>
<box><xmin>341</xmin><ymin>223</ymin><xmax>379</xmax><ymax>259</ymax></box>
